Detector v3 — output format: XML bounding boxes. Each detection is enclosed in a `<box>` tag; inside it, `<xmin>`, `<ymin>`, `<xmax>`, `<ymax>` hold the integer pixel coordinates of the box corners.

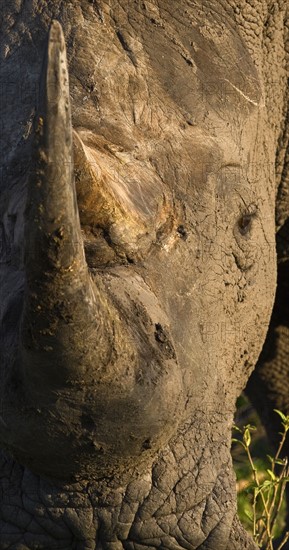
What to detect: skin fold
<box><xmin>0</xmin><ymin>1</ymin><xmax>288</xmax><ymax>548</ymax></box>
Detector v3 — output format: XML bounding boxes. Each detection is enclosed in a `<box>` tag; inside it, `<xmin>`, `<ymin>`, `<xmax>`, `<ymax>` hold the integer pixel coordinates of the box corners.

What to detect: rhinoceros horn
<box><xmin>20</xmin><ymin>21</ymin><xmax>131</xmax><ymax>399</ymax></box>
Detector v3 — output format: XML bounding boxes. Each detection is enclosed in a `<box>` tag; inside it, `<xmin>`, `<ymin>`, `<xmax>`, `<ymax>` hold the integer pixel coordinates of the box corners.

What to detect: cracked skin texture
<box><xmin>0</xmin><ymin>1</ymin><xmax>287</xmax><ymax>548</ymax></box>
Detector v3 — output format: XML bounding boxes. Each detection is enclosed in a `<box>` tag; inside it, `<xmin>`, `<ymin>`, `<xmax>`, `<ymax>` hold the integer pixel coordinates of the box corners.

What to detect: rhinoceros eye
<box><xmin>237</xmin><ymin>205</ymin><xmax>257</xmax><ymax>236</ymax></box>
<box><xmin>238</xmin><ymin>214</ymin><xmax>252</xmax><ymax>235</ymax></box>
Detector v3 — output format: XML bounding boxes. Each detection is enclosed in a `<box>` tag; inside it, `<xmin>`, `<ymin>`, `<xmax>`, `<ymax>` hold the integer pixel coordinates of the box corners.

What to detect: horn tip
<box><xmin>49</xmin><ymin>20</ymin><xmax>65</xmax><ymax>45</ymax></box>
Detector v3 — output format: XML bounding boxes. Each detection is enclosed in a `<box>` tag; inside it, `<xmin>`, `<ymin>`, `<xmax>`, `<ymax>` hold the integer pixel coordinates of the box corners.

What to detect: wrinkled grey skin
<box><xmin>0</xmin><ymin>1</ymin><xmax>288</xmax><ymax>549</ymax></box>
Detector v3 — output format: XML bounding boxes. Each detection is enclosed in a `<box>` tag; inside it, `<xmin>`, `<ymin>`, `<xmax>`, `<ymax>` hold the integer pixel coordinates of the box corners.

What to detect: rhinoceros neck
<box><xmin>0</xmin><ymin>415</ymin><xmax>238</xmax><ymax>549</ymax></box>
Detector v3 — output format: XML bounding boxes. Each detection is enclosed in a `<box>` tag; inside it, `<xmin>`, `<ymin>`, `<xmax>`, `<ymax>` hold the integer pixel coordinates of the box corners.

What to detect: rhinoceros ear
<box><xmin>20</xmin><ymin>21</ymin><xmax>130</xmax><ymax>396</ymax></box>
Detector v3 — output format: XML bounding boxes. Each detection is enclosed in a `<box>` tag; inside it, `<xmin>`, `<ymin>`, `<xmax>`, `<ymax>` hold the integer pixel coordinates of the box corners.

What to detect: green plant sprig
<box><xmin>233</xmin><ymin>410</ymin><xmax>289</xmax><ymax>550</ymax></box>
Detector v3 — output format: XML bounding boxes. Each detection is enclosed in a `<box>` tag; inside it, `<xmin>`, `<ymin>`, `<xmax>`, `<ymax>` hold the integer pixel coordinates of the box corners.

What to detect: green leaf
<box><xmin>233</xmin><ymin>425</ymin><xmax>242</xmax><ymax>433</ymax></box>
<box><xmin>258</xmin><ymin>480</ymin><xmax>274</xmax><ymax>491</ymax></box>
<box><xmin>274</xmin><ymin>410</ymin><xmax>289</xmax><ymax>431</ymax></box>
<box><xmin>267</xmin><ymin>469</ymin><xmax>277</xmax><ymax>481</ymax></box>
<box><xmin>274</xmin><ymin>410</ymin><xmax>287</xmax><ymax>422</ymax></box>
<box><xmin>244</xmin><ymin>424</ymin><xmax>257</xmax><ymax>431</ymax></box>
<box><xmin>244</xmin><ymin>510</ymin><xmax>253</xmax><ymax>522</ymax></box>
<box><xmin>243</xmin><ymin>428</ymin><xmax>251</xmax><ymax>447</ymax></box>
<box><xmin>275</xmin><ymin>458</ymin><xmax>287</xmax><ymax>466</ymax></box>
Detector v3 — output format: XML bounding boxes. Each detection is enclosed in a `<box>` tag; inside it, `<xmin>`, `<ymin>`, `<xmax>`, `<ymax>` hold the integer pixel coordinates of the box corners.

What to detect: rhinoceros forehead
<box><xmin>0</xmin><ymin>1</ymin><xmax>261</xmax><ymax>169</ymax></box>
<box><xmin>132</xmin><ymin>0</ymin><xmax>262</xmax><ymax>119</ymax></box>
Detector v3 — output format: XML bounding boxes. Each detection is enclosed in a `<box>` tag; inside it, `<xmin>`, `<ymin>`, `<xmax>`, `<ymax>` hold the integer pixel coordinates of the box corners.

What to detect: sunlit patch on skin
<box><xmin>73</xmin><ymin>129</ymin><xmax>180</xmax><ymax>261</ymax></box>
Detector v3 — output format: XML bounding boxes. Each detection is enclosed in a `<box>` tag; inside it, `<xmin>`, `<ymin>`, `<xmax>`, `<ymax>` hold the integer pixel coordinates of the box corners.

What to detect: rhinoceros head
<box><xmin>0</xmin><ymin>5</ymin><xmax>276</xmax><ymax>483</ymax></box>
